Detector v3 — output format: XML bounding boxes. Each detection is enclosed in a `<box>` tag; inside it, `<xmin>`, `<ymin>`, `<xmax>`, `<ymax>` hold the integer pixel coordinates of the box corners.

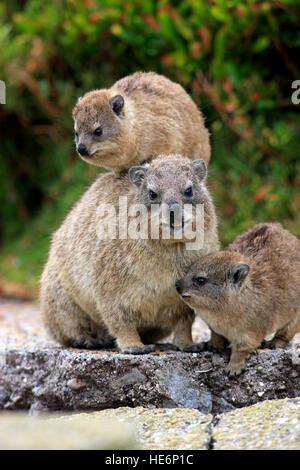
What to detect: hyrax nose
<box><xmin>77</xmin><ymin>143</ymin><xmax>89</xmax><ymax>156</ymax></box>
<box><xmin>167</xmin><ymin>199</ymin><xmax>178</xmax><ymax>209</ymax></box>
<box><xmin>175</xmin><ymin>280</ymin><xmax>182</xmax><ymax>293</ymax></box>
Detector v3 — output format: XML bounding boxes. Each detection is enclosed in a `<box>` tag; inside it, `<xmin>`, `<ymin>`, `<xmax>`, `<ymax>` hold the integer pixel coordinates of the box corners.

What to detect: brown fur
<box><xmin>40</xmin><ymin>155</ymin><xmax>219</xmax><ymax>353</ymax></box>
<box><xmin>72</xmin><ymin>72</ymin><xmax>210</xmax><ymax>171</ymax></box>
<box><xmin>176</xmin><ymin>223</ymin><xmax>300</xmax><ymax>375</ymax></box>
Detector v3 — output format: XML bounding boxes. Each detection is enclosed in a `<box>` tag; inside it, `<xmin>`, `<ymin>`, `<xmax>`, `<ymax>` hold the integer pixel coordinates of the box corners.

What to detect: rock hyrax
<box><xmin>72</xmin><ymin>71</ymin><xmax>210</xmax><ymax>170</ymax></box>
<box><xmin>40</xmin><ymin>155</ymin><xmax>219</xmax><ymax>353</ymax></box>
<box><xmin>176</xmin><ymin>223</ymin><xmax>300</xmax><ymax>375</ymax></box>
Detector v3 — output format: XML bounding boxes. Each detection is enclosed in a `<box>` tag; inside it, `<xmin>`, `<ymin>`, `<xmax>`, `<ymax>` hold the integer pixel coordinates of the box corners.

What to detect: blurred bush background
<box><xmin>1</xmin><ymin>0</ymin><xmax>300</xmax><ymax>298</ymax></box>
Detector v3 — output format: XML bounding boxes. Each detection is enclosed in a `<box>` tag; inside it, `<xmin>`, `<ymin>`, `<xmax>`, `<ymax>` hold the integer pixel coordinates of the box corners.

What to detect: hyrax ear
<box><xmin>192</xmin><ymin>159</ymin><xmax>207</xmax><ymax>181</ymax></box>
<box><xmin>110</xmin><ymin>94</ymin><xmax>124</xmax><ymax>115</ymax></box>
<box><xmin>231</xmin><ymin>263</ymin><xmax>250</xmax><ymax>288</ymax></box>
<box><xmin>129</xmin><ymin>166</ymin><xmax>147</xmax><ymax>187</ymax></box>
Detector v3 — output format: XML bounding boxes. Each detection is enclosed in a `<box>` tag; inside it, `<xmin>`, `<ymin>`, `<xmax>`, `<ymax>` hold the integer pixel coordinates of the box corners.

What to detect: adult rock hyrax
<box><xmin>40</xmin><ymin>154</ymin><xmax>219</xmax><ymax>353</ymax></box>
<box><xmin>176</xmin><ymin>223</ymin><xmax>300</xmax><ymax>375</ymax></box>
<box><xmin>72</xmin><ymin>71</ymin><xmax>210</xmax><ymax>171</ymax></box>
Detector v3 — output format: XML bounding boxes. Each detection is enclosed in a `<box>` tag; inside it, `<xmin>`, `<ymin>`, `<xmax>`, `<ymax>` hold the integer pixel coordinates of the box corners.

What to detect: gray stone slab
<box><xmin>0</xmin><ymin>300</ymin><xmax>299</xmax><ymax>414</ymax></box>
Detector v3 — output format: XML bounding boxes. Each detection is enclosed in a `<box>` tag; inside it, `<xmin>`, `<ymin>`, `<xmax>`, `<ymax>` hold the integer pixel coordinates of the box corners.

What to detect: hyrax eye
<box><xmin>73</xmin><ymin>130</ymin><xmax>78</xmax><ymax>138</ymax></box>
<box><xmin>193</xmin><ymin>277</ymin><xmax>207</xmax><ymax>286</ymax></box>
<box><xmin>94</xmin><ymin>127</ymin><xmax>102</xmax><ymax>136</ymax></box>
<box><xmin>184</xmin><ymin>187</ymin><xmax>193</xmax><ymax>197</ymax></box>
<box><xmin>149</xmin><ymin>190</ymin><xmax>158</xmax><ymax>200</ymax></box>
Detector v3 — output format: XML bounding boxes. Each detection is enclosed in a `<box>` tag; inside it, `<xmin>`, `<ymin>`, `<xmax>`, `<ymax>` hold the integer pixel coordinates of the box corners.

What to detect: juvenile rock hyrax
<box><xmin>72</xmin><ymin>71</ymin><xmax>210</xmax><ymax>170</ymax></box>
<box><xmin>40</xmin><ymin>155</ymin><xmax>219</xmax><ymax>352</ymax></box>
<box><xmin>176</xmin><ymin>223</ymin><xmax>300</xmax><ymax>375</ymax></box>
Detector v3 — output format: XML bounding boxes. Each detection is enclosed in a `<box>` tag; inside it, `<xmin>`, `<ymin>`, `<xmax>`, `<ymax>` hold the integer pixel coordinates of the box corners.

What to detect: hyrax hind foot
<box><xmin>179</xmin><ymin>343</ymin><xmax>205</xmax><ymax>353</ymax></box>
<box><xmin>70</xmin><ymin>336</ymin><xmax>115</xmax><ymax>350</ymax></box>
<box><xmin>261</xmin><ymin>338</ymin><xmax>291</xmax><ymax>350</ymax></box>
<box><xmin>122</xmin><ymin>345</ymin><xmax>156</xmax><ymax>355</ymax></box>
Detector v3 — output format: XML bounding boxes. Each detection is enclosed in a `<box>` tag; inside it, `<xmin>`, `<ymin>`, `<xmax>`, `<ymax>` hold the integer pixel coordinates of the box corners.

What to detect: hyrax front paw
<box><xmin>224</xmin><ymin>362</ymin><xmax>244</xmax><ymax>377</ymax></box>
<box><xmin>225</xmin><ymin>348</ymin><xmax>251</xmax><ymax>376</ymax></box>
<box><xmin>122</xmin><ymin>344</ymin><xmax>156</xmax><ymax>355</ymax></box>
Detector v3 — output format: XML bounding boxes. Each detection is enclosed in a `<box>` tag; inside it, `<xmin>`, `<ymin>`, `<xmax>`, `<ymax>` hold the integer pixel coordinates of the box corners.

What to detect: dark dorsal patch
<box><xmin>115</xmin><ymin>73</ymin><xmax>163</xmax><ymax>98</ymax></box>
<box><xmin>245</xmin><ymin>224</ymin><xmax>270</xmax><ymax>254</ymax></box>
<box><xmin>244</xmin><ymin>224</ymin><xmax>269</xmax><ymax>245</ymax></box>
<box><xmin>253</xmin><ymin>224</ymin><xmax>268</xmax><ymax>238</ymax></box>
<box><xmin>229</xmin><ymin>224</ymin><xmax>270</xmax><ymax>256</ymax></box>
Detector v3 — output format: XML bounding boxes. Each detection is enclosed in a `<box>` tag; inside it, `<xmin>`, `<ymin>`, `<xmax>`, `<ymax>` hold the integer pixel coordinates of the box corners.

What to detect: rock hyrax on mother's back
<box><xmin>176</xmin><ymin>223</ymin><xmax>300</xmax><ymax>375</ymax></box>
<box><xmin>40</xmin><ymin>155</ymin><xmax>219</xmax><ymax>353</ymax></box>
<box><xmin>72</xmin><ymin>72</ymin><xmax>210</xmax><ymax>171</ymax></box>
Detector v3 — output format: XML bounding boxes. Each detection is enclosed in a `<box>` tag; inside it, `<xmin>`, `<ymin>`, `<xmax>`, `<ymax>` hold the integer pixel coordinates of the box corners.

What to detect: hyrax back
<box><xmin>176</xmin><ymin>223</ymin><xmax>300</xmax><ymax>375</ymax></box>
<box><xmin>72</xmin><ymin>72</ymin><xmax>210</xmax><ymax>171</ymax></box>
<box><xmin>40</xmin><ymin>154</ymin><xmax>219</xmax><ymax>353</ymax></box>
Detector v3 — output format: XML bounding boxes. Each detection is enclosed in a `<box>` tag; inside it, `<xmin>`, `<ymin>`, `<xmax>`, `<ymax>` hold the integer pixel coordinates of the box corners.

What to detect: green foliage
<box><xmin>1</xmin><ymin>0</ymin><xmax>300</xmax><ymax>295</ymax></box>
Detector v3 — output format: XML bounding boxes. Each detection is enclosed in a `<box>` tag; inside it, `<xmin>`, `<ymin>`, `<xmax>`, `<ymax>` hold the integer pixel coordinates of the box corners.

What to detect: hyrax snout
<box><xmin>176</xmin><ymin>223</ymin><xmax>300</xmax><ymax>375</ymax></box>
<box><xmin>129</xmin><ymin>157</ymin><xmax>208</xmax><ymax>236</ymax></box>
<box><xmin>72</xmin><ymin>71</ymin><xmax>210</xmax><ymax>170</ymax></box>
<box><xmin>40</xmin><ymin>154</ymin><xmax>219</xmax><ymax>353</ymax></box>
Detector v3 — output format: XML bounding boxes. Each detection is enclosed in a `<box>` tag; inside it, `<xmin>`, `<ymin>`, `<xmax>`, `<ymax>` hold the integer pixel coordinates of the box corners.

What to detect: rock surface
<box><xmin>0</xmin><ymin>300</ymin><xmax>299</xmax><ymax>414</ymax></box>
<box><xmin>94</xmin><ymin>407</ymin><xmax>212</xmax><ymax>450</ymax></box>
<box><xmin>0</xmin><ymin>411</ymin><xmax>137</xmax><ymax>450</ymax></box>
<box><xmin>213</xmin><ymin>398</ymin><xmax>300</xmax><ymax>450</ymax></box>
<box><xmin>1</xmin><ymin>401</ymin><xmax>299</xmax><ymax>450</ymax></box>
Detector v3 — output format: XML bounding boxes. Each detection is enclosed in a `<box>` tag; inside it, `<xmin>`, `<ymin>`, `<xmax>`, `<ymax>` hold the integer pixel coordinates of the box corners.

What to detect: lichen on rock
<box><xmin>213</xmin><ymin>398</ymin><xmax>300</xmax><ymax>450</ymax></box>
